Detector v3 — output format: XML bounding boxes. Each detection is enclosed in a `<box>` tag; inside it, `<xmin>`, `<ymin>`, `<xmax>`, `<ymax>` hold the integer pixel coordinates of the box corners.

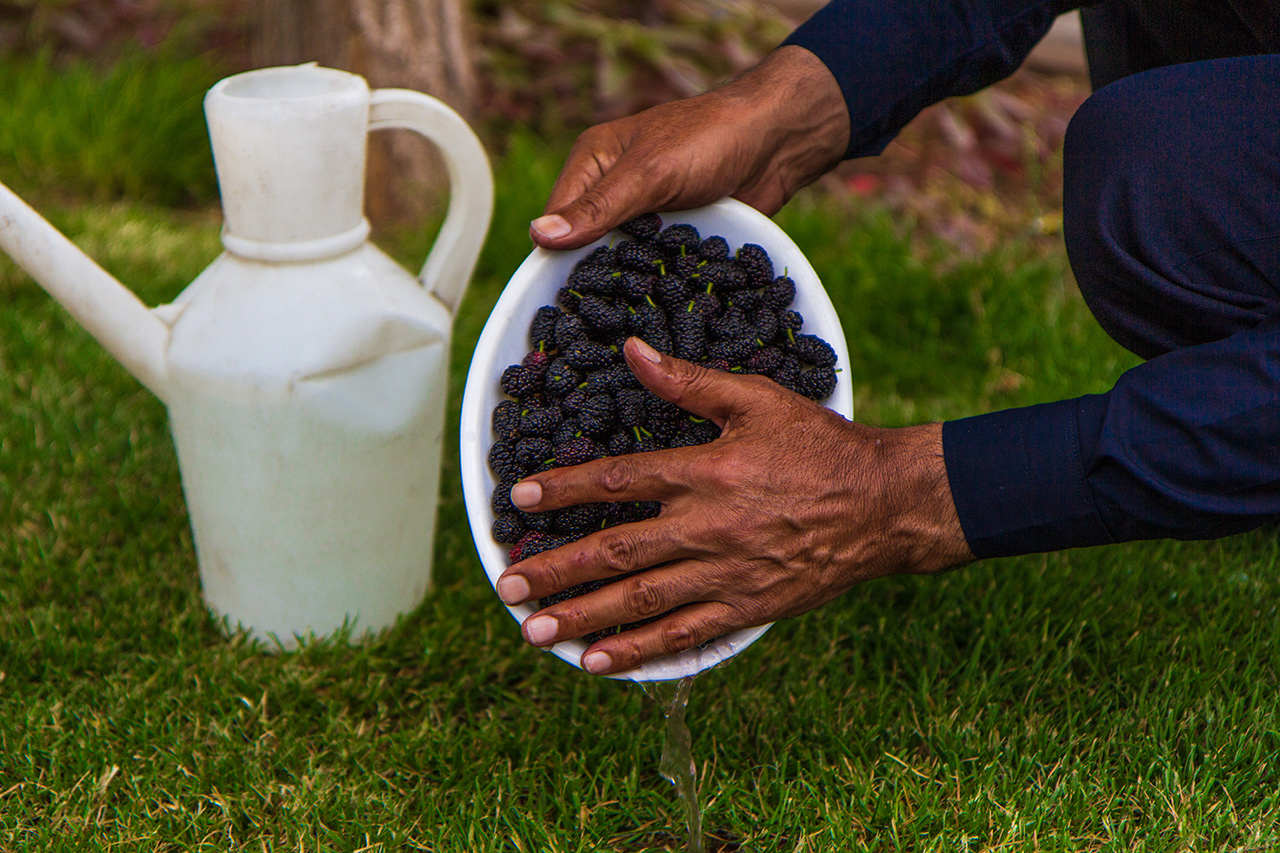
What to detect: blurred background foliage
<box><xmin>0</xmin><ymin>0</ymin><xmax>800</xmax><ymax>132</ymax></box>
<box><xmin>0</xmin><ymin>0</ymin><xmax>1086</xmax><ymax>256</ymax></box>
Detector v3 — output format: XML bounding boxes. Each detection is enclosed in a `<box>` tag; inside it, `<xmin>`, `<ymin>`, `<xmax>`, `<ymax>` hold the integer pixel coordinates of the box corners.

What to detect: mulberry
<box><xmin>579</xmin><ymin>295</ymin><xmax>628</xmax><ymax>334</ymax></box>
<box><xmin>563</xmin><ymin>340</ymin><xmax>617</xmax><ymax>371</ymax></box>
<box><xmin>658</xmin><ymin>223</ymin><xmax>701</xmax><ymax>254</ymax></box>
<box><xmin>789</xmin><ymin>333</ymin><xmax>837</xmax><ymax>368</ymax></box>
<box><xmin>619</xmin><ymin>213</ymin><xmax>662</xmax><ymax>240</ymax></box>
<box><xmin>491</xmin><ymin>512</ymin><xmax>525</xmax><ymax>544</ymax></box>
<box><xmin>736</xmin><ymin>243</ymin><xmax>773</xmax><ymax>284</ymax></box>
<box><xmin>500</xmin><ymin>364</ymin><xmax>541</xmax><ymax>399</ymax></box>
<box><xmin>578</xmin><ymin>394</ymin><xmax>617</xmax><ymax>437</ymax></box>
<box><xmin>555</xmin><ymin>436</ymin><xmax>603</xmax><ymax>467</ymax></box>
<box><xmin>543</xmin><ymin>360</ymin><xmax>582</xmax><ymax>397</ymax></box>
<box><xmin>529</xmin><ymin>305</ymin><xmax>561</xmax><ymax>350</ymax></box>
<box><xmin>763</xmin><ymin>275</ymin><xmax>796</xmax><ymax>311</ymax></box>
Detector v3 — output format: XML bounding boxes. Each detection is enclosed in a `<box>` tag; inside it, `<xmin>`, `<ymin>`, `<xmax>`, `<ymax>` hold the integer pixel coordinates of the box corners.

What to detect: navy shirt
<box><xmin>785</xmin><ymin>1</ymin><xmax>1280</xmax><ymax>557</ymax></box>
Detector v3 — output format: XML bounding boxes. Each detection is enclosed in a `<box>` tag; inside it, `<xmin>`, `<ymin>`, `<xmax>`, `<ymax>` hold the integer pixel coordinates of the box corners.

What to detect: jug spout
<box><xmin>0</xmin><ymin>182</ymin><xmax>169</xmax><ymax>399</ymax></box>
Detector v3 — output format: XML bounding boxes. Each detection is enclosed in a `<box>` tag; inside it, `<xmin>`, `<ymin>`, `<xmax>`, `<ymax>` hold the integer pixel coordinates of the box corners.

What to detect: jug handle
<box><xmin>368</xmin><ymin>90</ymin><xmax>494</xmax><ymax>316</ymax></box>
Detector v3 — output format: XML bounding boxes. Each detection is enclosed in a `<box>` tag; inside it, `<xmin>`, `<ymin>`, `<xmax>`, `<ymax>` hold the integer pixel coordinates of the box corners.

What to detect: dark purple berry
<box><xmin>619</xmin><ymin>213</ymin><xmax>662</xmax><ymax>240</ymax></box>
<box><xmin>607</xmin><ymin>430</ymin><xmax>635</xmax><ymax>456</ymax></box>
<box><xmin>500</xmin><ymin>364</ymin><xmax>541</xmax><ymax>399</ymax></box>
<box><xmin>746</xmin><ymin>346</ymin><xmax>784</xmax><ymax>375</ymax></box>
<box><xmin>491</xmin><ymin>513</ymin><xmax>525</xmax><ymax>545</ymax></box>
<box><xmin>569</xmin><ymin>263</ymin><xmax>617</xmax><ymax>296</ymax></box>
<box><xmin>530</xmin><ymin>306</ymin><xmax>561</xmax><ymax>349</ymax></box>
<box><xmin>763</xmin><ymin>275</ymin><xmax>796</xmax><ymax>311</ymax></box>
<box><xmin>736</xmin><ymin>243</ymin><xmax>773</xmax><ymax>284</ymax></box>
<box><xmin>698</xmin><ymin>236</ymin><xmax>730</xmax><ymax>260</ymax></box>
<box><xmin>492</xmin><ymin>399</ymin><xmax>522</xmax><ymax>441</ymax></box>
<box><xmin>789</xmin><ymin>333</ymin><xmax>837</xmax><ymax>368</ymax></box>
<box><xmin>700</xmin><ymin>260</ymin><xmax>747</xmax><ymax>291</ymax></box>
<box><xmin>671</xmin><ymin>302</ymin><xmax>707</xmax><ymax>362</ymax></box>
<box><xmin>554</xmin><ymin>313</ymin><xmax>588</xmax><ymax>349</ymax></box>
<box><xmin>556</xmin><ymin>286</ymin><xmax>582</xmax><ymax>312</ymax></box>
<box><xmin>560</xmin><ymin>387</ymin><xmax>590</xmax><ymax>416</ymax></box>
<box><xmin>579</xmin><ymin>295</ymin><xmax>628</xmax><ymax>334</ymax></box>
<box><xmin>488</xmin><ymin>441</ymin><xmax>519</xmax><ymax>478</ymax></box>
<box><xmin>795</xmin><ymin>366</ymin><xmax>837</xmax><ymax>400</ymax></box>
<box><xmin>515</xmin><ymin>437</ymin><xmax>554</xmax><ymax>470</ymax></box>
<box><xmin>543</xmin><ymin>360</ymin><xmax>582</xmax><ymax>397</ymax></box>
<box><xmin>618</xmin><ymin>270</ymin><xmax>657</xmax><ymax>302</ymax></box>
<box><xmin>492</xmin><ymin>476</ymin><xmax>518</xmax><ymax>515</ymax></box>
<box><xmin>519</xmin><ymin>406</ymin><xmax>562</xmax><ymax>437</ymax></box>
<box><xmin>563</xmin><ymin>340</ymin><xmax>617</xmax><ymax>371</ymax></box>
<box><xmin>552</xmin><ymin>419</ymin><xmax>582</xmax><ymax>446</ymax></box>
<box><xmin>658</xmin><ymin>224</ymin><xmax>701</xmax><ymax>254</ymax></box>
<box><xmin>555</xmin><ymin>503</ymin><xmax>609</xmax><ymax>535</ymax></box>
<box><xmin>584</xmin><ymin>364</ymin><xmax>639</xmax><ymax>394</ymax></box>
<box><xmin>554</xmin><ymin>436</ymin><xmax>603</xmax><ymax>467</ymax></box>
<box><xmin>654</xmin><ymin>275</ymin><xmax>689</xmax><ymax>310</ymax></box>
<box><xmin>579</xmin><ymin>394</ymin><xmax>616</xmax><ymax>437</ymax></box>
<box><xmin>752</xmin><ymin>308</ymin><xmax>779</xmax><ymax>344</ymax></box>
<box><xmin>616</xmin><ymin>240</ymin><xmax>665</xmax><ymax>272</ymax></box>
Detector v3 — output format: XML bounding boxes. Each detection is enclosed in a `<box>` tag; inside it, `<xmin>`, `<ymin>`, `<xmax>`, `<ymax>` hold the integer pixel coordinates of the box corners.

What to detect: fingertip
<box><xmin>626</xmin><ymin>336</ymin><xmax>663</xmax><ymax>365</ymax></box>
<box><xmin>582</xmin><ymin>650</ymin><xmax>613</xmax><ymax>674</ymax></box>
<box><xmin>530</xmin><ymin>214</ymin><xmax>572</xmax><ymax>241</ymax></box>
<box><xmin>497</xmin><ymin>573</ymin><xmax>531</xmax><ymax>606</ymax></box>
<box><xmin>511</xmin><ymin>480</ymin><xmax>542</xmax><ymax>509</ymax></box>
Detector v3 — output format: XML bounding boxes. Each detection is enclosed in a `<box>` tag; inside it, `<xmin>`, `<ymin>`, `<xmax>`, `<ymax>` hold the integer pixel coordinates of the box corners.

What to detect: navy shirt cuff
<box><xmin>943</xmin><ymin>396</ymin><xmax>1116</xmax><ymax>558</ymax></box>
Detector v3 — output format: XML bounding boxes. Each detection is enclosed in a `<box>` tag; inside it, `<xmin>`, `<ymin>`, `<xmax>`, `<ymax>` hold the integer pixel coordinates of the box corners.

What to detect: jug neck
<box><xmin>205</xmin><ymin>65</ymin><xmax>372</xmax><ymax>263</ymax></box>
<box><xmin>219</xmin><ymin>218</ymin><xmax>371</xmax><ymax>263</ymax></box>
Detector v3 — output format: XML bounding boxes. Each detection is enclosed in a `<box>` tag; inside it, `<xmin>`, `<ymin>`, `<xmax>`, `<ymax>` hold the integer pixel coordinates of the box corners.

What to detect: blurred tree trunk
<box><xmin>250</xmin><ymin>0</ymin><xmax>479</xmax><ymax>223</ymax></box>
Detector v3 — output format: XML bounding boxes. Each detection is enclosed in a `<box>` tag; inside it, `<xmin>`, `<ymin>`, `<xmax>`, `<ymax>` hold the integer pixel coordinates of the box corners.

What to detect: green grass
<box><xmin>2</xmin><ymin>121</ymin><xmax>1279</xmax><ymax>851</ymax></box>
<box><xmin>0</xmin><ymin>49</ymin><xmax>225</xmax><ymax>205</ymax></box>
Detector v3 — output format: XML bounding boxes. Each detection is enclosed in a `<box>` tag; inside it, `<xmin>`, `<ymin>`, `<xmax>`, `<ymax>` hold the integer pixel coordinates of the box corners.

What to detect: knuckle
<box><xmin>623</xmin><ymin>577</ymin><xmax>666</xmax><ymax>618</ymax></box>
<box><xmin>598</xmin><ymin>529</ymin><xmax>639</xmax><ymax>575</ymax></box>
<box><xmin>659</xmin><ymin>619</ymin><xmax>698</xmax><ymax>656</ymax></box>
<box><xmin>598</xmin><ymin>457</ymin><xmax>639</xmax><ymax>495</ymax></box>
<box><xmin>553</xmin><ymin>602</ymin><xmax>592</xmax><ymax>638</ymax></box>
<box><xmin>573</xmin><ymin>190</ymin><xmax>613</xmax><ymax>226</ymax></box>
<box><xmin>538</xmin><ymin>473</ymin><xmax>575</xmax><ymax>507</ymax></box>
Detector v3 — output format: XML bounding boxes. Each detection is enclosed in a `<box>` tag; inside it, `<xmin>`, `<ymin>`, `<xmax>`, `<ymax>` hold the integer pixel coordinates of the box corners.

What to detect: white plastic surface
<box><xmin>460</xmin><ymin>198</ymin><xmax>854</xmax><ymax>681</ymax></box>
<box><xmin>0</xmin><ymin>64</ymin><xmax>494</xmax><ymax>647</ymax></box>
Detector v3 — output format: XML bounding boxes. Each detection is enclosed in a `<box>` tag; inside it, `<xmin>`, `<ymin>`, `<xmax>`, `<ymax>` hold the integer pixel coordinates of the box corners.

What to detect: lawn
<box><xmin>1</xmin><ymin>55</ymin><xmax>1279</xmax><ymax>853</ymax></box>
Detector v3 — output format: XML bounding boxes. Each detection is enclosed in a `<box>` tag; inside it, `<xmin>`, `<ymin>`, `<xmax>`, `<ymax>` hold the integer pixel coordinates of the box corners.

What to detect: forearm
<box><xmin>945</xmin><ymin>317</ymin><xmax>1280</xmax><ymax>557</ymax></box>
<box><xmin>785</xmin><ymin>0</ymin><xmax>1081</xmax><ymax>159</ymax></box>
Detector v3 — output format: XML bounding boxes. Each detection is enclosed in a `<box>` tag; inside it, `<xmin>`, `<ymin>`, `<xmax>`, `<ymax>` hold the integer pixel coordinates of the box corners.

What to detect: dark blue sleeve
<box><xmin>784</xmin><ymin>0</ymin><xmax>1079</xmax><ymax>159</ymax></box>
<box><xmin>943</xmin><ymin>313</ymin><xmax>1280</xmax><ymax>558</ymax></box>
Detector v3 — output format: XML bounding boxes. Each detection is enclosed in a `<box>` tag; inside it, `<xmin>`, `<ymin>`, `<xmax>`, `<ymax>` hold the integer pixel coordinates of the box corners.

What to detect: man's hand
<box><xmin>529</xmin><ymin>46</ymin><xmax>850</xmax><ymax>250</ymax></box>
<box><xmin>495</xmin><ymin>338</ymin><xmax>975</xmax><ymax>675</ymax></box>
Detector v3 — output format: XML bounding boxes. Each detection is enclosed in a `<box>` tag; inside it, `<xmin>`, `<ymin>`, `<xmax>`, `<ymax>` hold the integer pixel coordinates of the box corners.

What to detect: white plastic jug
<box><xmin>0</xmin><ymin>64</ymin><xmax>494</xmax><ymax>647</ymax></box>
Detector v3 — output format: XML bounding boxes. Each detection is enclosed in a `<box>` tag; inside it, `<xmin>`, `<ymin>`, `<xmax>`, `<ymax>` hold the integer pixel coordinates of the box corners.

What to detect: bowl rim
<box><xmin>460</xmin><ymin>197</ymin><xmax>854</xmax><ymax>681</ymax></box>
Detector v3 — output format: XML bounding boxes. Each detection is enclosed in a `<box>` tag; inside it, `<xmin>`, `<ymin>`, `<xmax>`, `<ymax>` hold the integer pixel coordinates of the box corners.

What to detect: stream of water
<box><xmin>642</xmin><ymin>676</ymin><xmax>704</xmax><ymax>853</ymax></box>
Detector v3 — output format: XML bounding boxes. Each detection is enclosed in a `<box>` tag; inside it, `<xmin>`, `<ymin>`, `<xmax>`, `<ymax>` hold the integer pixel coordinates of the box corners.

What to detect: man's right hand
<box><xmin>529</xmin><ymin>45</ymin><xmax>851</xmax><ymax>250</ymax></box>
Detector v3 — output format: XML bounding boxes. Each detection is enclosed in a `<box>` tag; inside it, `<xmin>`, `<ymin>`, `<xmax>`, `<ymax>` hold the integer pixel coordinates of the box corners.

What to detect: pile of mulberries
<box><xmin>488</xmin><ymin>213</ymin><xmax>838</xmax><ymax>644</ymax></box>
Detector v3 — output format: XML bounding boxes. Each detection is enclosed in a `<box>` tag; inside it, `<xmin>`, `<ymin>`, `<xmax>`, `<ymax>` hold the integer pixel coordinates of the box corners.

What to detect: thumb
<box><xmin>532</xmin><ymin>167</ymin><xmax>651</xmax><ymax>250</ymax></box>
<box><xmin>623</xmin><ymin>337</ymin><xmax>754</xmax><ymax>426</ymax></box>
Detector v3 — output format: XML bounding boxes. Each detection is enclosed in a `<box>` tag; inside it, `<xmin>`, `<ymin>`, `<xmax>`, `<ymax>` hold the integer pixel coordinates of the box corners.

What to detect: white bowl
<box><xmin>460</xmin><ymin>197</ymin><xmax>854</xmax><ymax>681</ymax></box>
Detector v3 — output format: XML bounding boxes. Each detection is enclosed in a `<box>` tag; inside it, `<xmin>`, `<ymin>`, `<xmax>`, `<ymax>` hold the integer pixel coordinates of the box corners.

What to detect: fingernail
<box><xmin>583</xmin><ymin>651</ymin><xmax>612</xmax><ymax>673</ymax></box>
<box><xmin>631</xmin><ymin>337</ymin><xmax>662</xmax><ymax>364</ymax></box>
<box><xmin>511</xmin><ymin>480</ymin><xmax>542</xmax><ymax>509</ymax></box>
<box><xmin>531</xmin><ymin>214</ymin><xmax>572</xmax><ymax>239</ymax></box>
<box><xmin>496</xmin><ymin>574</ymin><xmax>529</xmax><ymax>605</ymax></box>
<box><xmin>525</xmin><ymin>615</ymin><xmax>558</xmax><ymax>645</ymax></box>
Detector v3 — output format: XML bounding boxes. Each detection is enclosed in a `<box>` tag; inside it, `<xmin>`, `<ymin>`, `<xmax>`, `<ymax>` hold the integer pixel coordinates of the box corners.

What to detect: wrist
<box><xmin>716</xmin><ymin>46</ymin><xmax>850</xmax><ymax>195</ymax></box>
<box><xmin>874</xmin><ymin>423</ymin><xmax>976</xmax><ymax>574</ymax></box>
